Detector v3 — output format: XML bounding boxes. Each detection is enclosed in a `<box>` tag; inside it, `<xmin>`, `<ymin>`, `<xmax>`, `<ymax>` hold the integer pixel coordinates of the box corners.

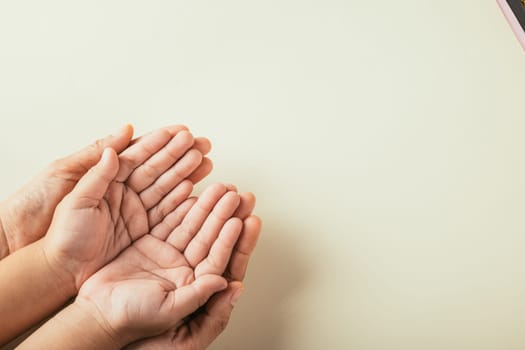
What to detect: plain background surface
<box><xmin>1</xmin><ymin>1</ymin><xmax>525</xmax><ymax>349</ymax></box>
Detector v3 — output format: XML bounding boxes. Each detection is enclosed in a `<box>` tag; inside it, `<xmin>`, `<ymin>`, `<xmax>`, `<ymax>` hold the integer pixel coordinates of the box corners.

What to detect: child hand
<box><xmin>0</xmin><ymin>125</ymin><xmax>212</xmax><ymax>259</ymax></box>
<box><xmin>42</xmin><ymin>127</ymin><xmax>207</xmax><ymax>291</ymax></box>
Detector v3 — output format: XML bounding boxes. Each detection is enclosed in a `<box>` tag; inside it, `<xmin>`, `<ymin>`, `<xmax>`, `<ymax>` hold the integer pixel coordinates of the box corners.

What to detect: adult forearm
<box><xmin>0</xmin><ymin>240</ymin><xmax>76</xmax><ymax>345</ymax></box>
<box><xmin>16</xmin><ymin>302</ymin><xmax>123</xmax><ymax>350</ymax></box>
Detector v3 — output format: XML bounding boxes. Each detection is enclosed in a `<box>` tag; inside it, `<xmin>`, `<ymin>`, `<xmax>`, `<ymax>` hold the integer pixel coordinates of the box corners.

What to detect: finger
<box><xmin>127</xmin><ymin>131</ymin><xmax>195</xmax><ymax>192</ymax></box>
<box><xmin>183</xmin><ymin>192</ymin><xmax>241</xmax><ymax>267</ymax></box>
<box><xmin>152</xmin><ymin>127</ymin><xmax>208</xmax><ymax>153</ymax></box>
<box><xmin>116</xmin><ymin>129</ymin><xmax>174</xmax><ymax>182</ymax></box>
<box><xmin>162</xmin><ymin>275</ymin><xmax>228</xmax><ymax>323</ymax></box>
<box><xmin>166</xmin><ymin>184</ymin><xmax>228</xmax><ymax>251</ymax></box>
<box><xmin>195</xmin><ymin>217</ymin><xmax>243</xmax><ymax>277</ymax></box>
<box><xmin>69</xmin><ymin>148</ymin><xmax>119</xmax><ymax>208</ymax></box>
<box><xmin>186</xmin><ymin>157</ymin><xmax>213</xmax><ymax>185</ymax></box>
<box><xmin>163</xmin><ymin>125</ymin><xmax>189</xmax><ymax>137</ymax></box>
<box><xmin>150</xmin><ymin>197</ymin><xmax>197</xmax><ymax>241</ymax></box>
<box><xmin>226</xmin><ymin>215</ymin><xmax>262</xmax><ymax>281</ymax></box>
<box><xmin>56</xmin><ymin>124</ymin><xmax>133</xmax><ymax>177</ymax></box>
<box><xmin>139</xmin><ymin>149</ymin><xmax>202</xmax><ymax>210</ymax></box>
<box><xmin>234</xmin><ymin>192</ymin><xmax>256</xmax><ymax>220</ymax></box>
<box><xmin>124</xmin><ymin>282</ymin><xmax>243</xmax><ymax>350</ymax></box>
<box><xmin>129</xmin><ymin>125</ymin><xmax>188</xmax><ymax>146</ymax></box>
<box><xmin>224</xmin><ymin>183</ymin><xmax>238</xmax><ymax>192</ymax></box>
<box><xmin>147</xmin><ymin>178</ymin><xmax>194</xmax><ymax>230</ymax></box>
<box><xmin>194</xmin><ymin>137</ymin><xmax>212</xmax><ymax>155</ymax></box>
<box><xmin>133</xmin><ymin>236</ymin><xmax>188</xmax><ymax>269</ymax></box>
<box><xmin>188</xmin><ymin>282</ymin><xmax>244</xmax><ymax>350</ymax></box>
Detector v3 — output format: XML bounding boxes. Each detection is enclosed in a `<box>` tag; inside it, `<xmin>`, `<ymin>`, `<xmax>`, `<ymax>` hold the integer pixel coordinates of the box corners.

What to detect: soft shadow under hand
<box><xmin>210</xmin><ymin>214</ymin><xmax>311</xmax><ymax>350</ymax></box>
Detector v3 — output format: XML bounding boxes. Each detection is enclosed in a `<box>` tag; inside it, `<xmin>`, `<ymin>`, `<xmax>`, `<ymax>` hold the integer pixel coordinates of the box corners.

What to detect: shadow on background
<box><xmin>210</xmin><ymin>214</ymin><xmax>311</xmax><ymax>350</ymax></box>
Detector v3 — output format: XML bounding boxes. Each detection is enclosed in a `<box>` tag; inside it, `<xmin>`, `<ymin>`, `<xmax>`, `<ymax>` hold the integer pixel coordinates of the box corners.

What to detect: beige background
<box><xmin>1</xmin><ymin>1</ymin><xmax>525</xmax><ymax>349</ymax></box>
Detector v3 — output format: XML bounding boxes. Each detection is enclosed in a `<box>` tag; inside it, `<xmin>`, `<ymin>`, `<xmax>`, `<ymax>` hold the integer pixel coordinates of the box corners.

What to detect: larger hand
<box><xmin>75</xmin><ymin>184</ymin><xmax>243</xmax><ymax>346</ymax></box>
<box><xmin>126</xmin><ymin>190</ymin><xmax>262</xmax><ymax>350</ymax></box>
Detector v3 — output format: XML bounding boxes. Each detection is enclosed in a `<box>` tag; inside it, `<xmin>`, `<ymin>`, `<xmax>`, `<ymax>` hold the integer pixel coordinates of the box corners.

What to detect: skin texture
<box><xmin>78</xmin><ymin>184</ymin><xmax>242</xmax><ymax>343</ymax></box>
<box><xmin>1</xmin><ymin>124</ymin><xmax>262</xmax><ymax>349</ymax></box>
<box><xmin>18</xmin><ymin>184</ymin><xmax>260</xmax><ymax>350</ymax></box>
<box><xmin>0</xmin><ymin>126</ymin><xmax>211</xmax><ymax>344</ymax></box>
<box><xmin>126</xmin><ymin>191</ymin><xmax>262</xmax><ymax>350</ymax></box>
<box><xmin>43</xmin><ymin>126</ymin><xmax>210</xmax><ymax>290</ymax></box>
<box><xmin>0</xmin><ymin>124</ymin><xmax>213</xmax><ymax>260</ymax></box>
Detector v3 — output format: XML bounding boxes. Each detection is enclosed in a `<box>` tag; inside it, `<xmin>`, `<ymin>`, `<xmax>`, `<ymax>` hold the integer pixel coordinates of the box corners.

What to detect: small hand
<box><xmin>75</xmin><ymin>184</ymin><xmax>244</xmax><ymax>345</ymax></box>
<box><xmin>0</xmin><ymin>124</ymin><xmax>213</xmax><ymax>259</ymax></box>
<box><xmin>43</xmin><ymin>126</ymin><xmax>212</xmax><ymax>289</ymax></box>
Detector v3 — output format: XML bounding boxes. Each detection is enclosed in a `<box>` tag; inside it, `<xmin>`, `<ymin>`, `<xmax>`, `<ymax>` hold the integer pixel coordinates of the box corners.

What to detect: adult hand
<box><xmin>125</xmin><ymin>190</ymin><xmax>262</xmax><ymax>350</ymax></box>
<box><xmin>75</xmin><ymin>184</ymin><xmax>244</xmax><ymax>347</ymax></box>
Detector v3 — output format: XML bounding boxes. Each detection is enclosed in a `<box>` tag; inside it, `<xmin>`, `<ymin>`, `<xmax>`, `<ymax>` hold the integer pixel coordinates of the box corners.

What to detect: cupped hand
<box><xmin>125</xmin><ymin>190</ymin><xmax>262</xmax><ymax>350</ymax></box>
<box><xmin>75</xmin><ymin>184</ymin><xmax>244</xmax><ymax>345</ymax></box>
<box><xmin>43</xmin><ymin>126</ymin><xmax>212</xmax><ymax>289</ymax></box>
<box><xmin>0</xmin><ymin>124</ymin><xmax>213</xmax><ymax>259</ymax></box>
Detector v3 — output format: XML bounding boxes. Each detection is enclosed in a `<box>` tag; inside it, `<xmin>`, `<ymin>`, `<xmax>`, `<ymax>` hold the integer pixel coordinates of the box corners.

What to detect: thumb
<box><xmin>69</xmin><ymin>148</ymin><xmax>119</xmax><ymax>206</ymax></box>
<box><xmin>163</xmin><ymin>275</ymin><xmax>228</xmax><ymax>326</ymax></box>
<box><xmin>191</xmin><ymin>281</ymin><xmax>244</xmax><ymax>349</ymax></box>
<box><xmin>61</xmin><ymin>124</ymin><xmax>133</xmax><ymax>172</ymax></box>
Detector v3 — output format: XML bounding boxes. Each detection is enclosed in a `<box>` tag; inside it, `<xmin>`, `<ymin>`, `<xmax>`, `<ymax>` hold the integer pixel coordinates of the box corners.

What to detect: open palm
<box><xmin>126</xmin><ymin>191</ymin><xmax>261</xmax><ymax>350</ymax></box>
<box><xmin>0</xmin><ymin>124</ymin><xmax>212</xmax><ymax>258</ymax></box>
<box><xmin>43</xmin><ymin>129</ymin><xmax>208</xmax><ymax>290</ymax></box>
<box><xmin>76</xmin><ymin>184</ymin><xmax>243</xmax><ymax>344</ymax></box>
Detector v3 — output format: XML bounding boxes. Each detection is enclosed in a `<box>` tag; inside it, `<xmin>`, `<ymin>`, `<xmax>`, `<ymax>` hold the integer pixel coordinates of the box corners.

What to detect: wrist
<box><xmin>73</xmin><ymin>298</ymin><xmax>134</xmax><ymax>348</ymax></box>
<box><xmin>18</xmin><ymin>302</ymin><xmax>124</xmax><ymax>350</ymax></box>
<box><xmin>36</xmin><ymin>239</ymin><xmax>78</xmax><ymax>299</ymax></box>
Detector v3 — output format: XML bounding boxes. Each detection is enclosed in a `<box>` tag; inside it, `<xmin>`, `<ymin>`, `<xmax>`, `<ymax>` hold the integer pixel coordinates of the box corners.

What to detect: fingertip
<box><xmin>180</xmin><ymin>178</ymin><xmax>194</xmax><ymax>192</ymax></box>
<box><xmin>246</xmin><ymin>192</ymin><xmax>256</xmax><ymax>203</ymax></box>
<box><xmin>187</xmin><ymin>148</ymin><xmax>204</xmax><ymax>162</ymax></box>
<box><xmin>187</xmin><ymin>157</ymin><xmax>213</xmax><ymax>185</ymax></box>
<box><xmin>177</xmin><ymin>130</ymin><xmax>195</xmax><ymax>147</ymax></box>
<box><xmin>224</xmin><ymin>184</ymin><xmax>238</xmax><ymax>192</ymax></box>
<box><xmin>226</xmin><ymin>191</ymin><xmax>242</xmax><ymax>212</ymax></box>
<box><xmin>110</xmin><ymin>124</ymin><xmax>134</xmax><ymax>152</ymax></box>
<box><xmin>101</xmin><ymin>146</ymin><xmax>116</xmax><ymax>159</ymax></box>
<box><xmin>205</xmin><ymin>157</ymin><xmax>214</xmax><ymax>171</ymax></box>
<box><xmin>69</xmin><ymin>148</ymin><xmax>119</xmax><ymax>205</ymax></box>
<box><xmin>240</xmin><ymin>192</ymin><xmax>256</xmax><ymax>206</ymax></box>
<box><xmin>222</xmin><ymin>217</ymin><xmax>244</xmax><ymax>243</ymax></box>
<box><xmin>245</xmin><ymin>215</ymin><xmax>263</xmax><ymax>230</ymax></box>
<box><xmin>165</xmin><ymin>124</ymin><xmax>189</xmax><ymax>135</ymax></box>
<box><xmin>229</xmin><ymin>280</ymin><xmax>244</xmax><ymax>289</ymax></box>
<box><xmin>208</xmin><ymin>183</ymin><xmax>228</xmax><ymax>194</ymax></box>
<box><xmin>201</xmin><ymin>275</ymin><xmax>229</xmax><ymax>294</ymax></box>
<box><xmin>119</xmin><ymin>123</ymin><xmax>134</xmax><ymax>137</ymax></box>
<box><xmin>177</xmin><ymin>179</ymin><xmax>195</xmax><ymax>201</ymax></box>
<box><xmin>229</xmin><ymin>216</ymin><xmax>243</xmax><ymax>227</ymax></box>
<box><xmin>195</xmin><ymin>137</ymin><xmax>212</xmax><ymax>155</ymax></box>
<box><xmin>101</xmin><ymin>147</ymin><xmax>119</xmax><ymax>169</ymax></box>
<box><xmin>230</xmin><ymin>282</ymin><xmax>244</xmax><ymax>306</ymax></box>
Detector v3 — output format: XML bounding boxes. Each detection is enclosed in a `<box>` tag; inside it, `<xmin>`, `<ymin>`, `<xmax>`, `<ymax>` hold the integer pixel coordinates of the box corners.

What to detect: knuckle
<box><xmin>89</xmin><ymin>138</ymin><xmax>106</xmax><ymax>153</ymax></box>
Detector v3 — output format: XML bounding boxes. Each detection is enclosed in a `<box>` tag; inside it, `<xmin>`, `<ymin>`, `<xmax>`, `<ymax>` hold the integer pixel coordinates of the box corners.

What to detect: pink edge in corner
<box><xmin>497</xmin><ymin>0</ymin><xmax>525</xmax><ymax>51</ymax></box>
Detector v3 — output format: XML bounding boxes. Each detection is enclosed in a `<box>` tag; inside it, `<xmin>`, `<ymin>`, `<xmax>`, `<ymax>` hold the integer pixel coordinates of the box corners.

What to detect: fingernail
<box><xmin>230</xmin><ymin>286</ymin><xmax>244</xmax><ymax>306</ymax></box>
<box><xmin>100</xmin><ymin>148</ymin><xmax>112</xmax><ymax>164</ymax></box>
<box><xmin>113</xmin><ymin>124</ymin><xmax>130</xmax><ymax>136</ymax></box>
